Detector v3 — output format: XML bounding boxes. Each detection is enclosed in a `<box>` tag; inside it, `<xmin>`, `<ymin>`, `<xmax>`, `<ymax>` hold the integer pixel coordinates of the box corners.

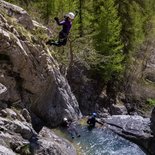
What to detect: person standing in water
<box><xmin>62</xmin><ymin>117</ymin><xmax>80</xmax><ymax>139</ymax></box>
<box><xmin>87</xmin><ymin>113</ymin><xmax>104</xmax><ymax>128</ymax></box>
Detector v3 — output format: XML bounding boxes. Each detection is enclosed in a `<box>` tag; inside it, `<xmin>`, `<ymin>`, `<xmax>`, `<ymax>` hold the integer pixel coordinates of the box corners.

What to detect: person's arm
<box><xmin>75</xmin><ymin>10</ymin><xmax>78</xmax><ymax>18</ymax></box>
<box><xmin>87</xmin><ymin>118</ymin><xmax>91</xmax><ymax>124</ymax></box>
<box><xmin>96</xmin><ymin>119</ymin><xmax>104</xmax><ymax>125</ymax></box>
<box><xmin>54</xmin><ymin>17</ymin><xmax>65</xmax><ymax>25</ymax></box>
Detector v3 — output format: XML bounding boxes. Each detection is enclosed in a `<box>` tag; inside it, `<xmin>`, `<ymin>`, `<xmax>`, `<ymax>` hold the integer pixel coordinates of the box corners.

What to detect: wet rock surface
<box><xmin>105</xmin><ymin>115</ymin><xmax>154</xmax><ymax>154</ymax></box>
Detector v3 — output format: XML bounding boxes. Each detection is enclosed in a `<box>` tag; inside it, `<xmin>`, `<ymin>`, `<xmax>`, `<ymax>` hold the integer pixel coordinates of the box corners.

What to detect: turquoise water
<box><xmin>55</xmin><ymin>125</ymin><xmax>146</xmax><ymax>155</ymax></box>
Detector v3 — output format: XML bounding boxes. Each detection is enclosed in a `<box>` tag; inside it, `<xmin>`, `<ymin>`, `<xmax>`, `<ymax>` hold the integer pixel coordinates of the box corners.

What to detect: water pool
<box><xmin>53</xmin><ymin>125</ymin><xmax>146</xmax><ymax>155</ymax></box>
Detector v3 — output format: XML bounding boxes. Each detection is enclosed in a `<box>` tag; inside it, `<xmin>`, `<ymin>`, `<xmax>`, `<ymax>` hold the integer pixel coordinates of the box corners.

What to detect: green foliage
<box><xmin>115</xmin><ymin>0</ymin><xmax>154</xmax><ymax>53</ymax></box>
<box><xmin>93</xmin><ymin>0</ymin><xmax>124</xmax><ymax>82</ymax></box>
<box><xmin>128</xmin><ymin>1</ymin><xmax>145</xmax><ymax>49</ymax></box>
<box><xmin>146</xmin><ymin>98</ymin><xmax>155</xmax><ymax>106</ymax></box>
<box><xmin>20</xmin><ymin>144</ymin><xmax>31</xmax><ymax>155</ymax></box>
<box><xmin>4</xmin><ymin>0</ymin><xmax>155</xmax><ymax>83</ymax></box>
<box><xmin>31</xmin><ymin>27</ymin><xmax>49</xmax><ymax>43</ymax></box>
<box><xmin>32</xmin><ymin>0</ymin><xmax>55</xmax><ymax>24</ymax></box>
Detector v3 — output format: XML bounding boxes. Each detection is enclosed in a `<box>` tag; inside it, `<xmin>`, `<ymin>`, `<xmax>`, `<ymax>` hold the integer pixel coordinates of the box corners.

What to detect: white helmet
<box><xmin>63</xmin><ymin>117</ymin><xmax>68</xmax><ymax>121</ymax></box>
<box><xmin>67</xmin><ymin>12</ymin><xmax>75</xmax><ymax>19</ymax></box>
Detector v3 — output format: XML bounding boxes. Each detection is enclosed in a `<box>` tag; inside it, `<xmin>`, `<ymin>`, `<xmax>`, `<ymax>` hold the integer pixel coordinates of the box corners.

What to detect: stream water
<box><xmin>53</xmin><ymin>124</ymin><xmax>146</xmax><ymax>155</ymax></box>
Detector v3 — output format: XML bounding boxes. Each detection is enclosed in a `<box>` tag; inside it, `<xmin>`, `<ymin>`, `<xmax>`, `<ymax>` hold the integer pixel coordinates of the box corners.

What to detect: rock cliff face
<box><xmin>0</xmin><ymin>0</ymin><xmax>81</xmax><ymax>154</ymax></box>
<box><xmin>67</xmin><ymin>61</ymin><xmax>102</xmax><ymax>115</ymax></box>
<box><xmin>0</xmin><ymin>0</ymin><xmax>81</xmax><ymax>127</ymax></box>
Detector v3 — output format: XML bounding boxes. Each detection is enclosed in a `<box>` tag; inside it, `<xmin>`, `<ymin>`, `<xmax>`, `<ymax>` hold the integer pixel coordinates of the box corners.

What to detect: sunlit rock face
<box><xmin>0</xmin><ymin>0</ymin><xmax>34</xmax><ymax>30</ymax></box>
<box><xmin>0</xmin><ymin>0</ymin><xmax>81</xmax><ymax>127</ymax></box>
<box><xmin>0</xmin><ymin>0</ymin><xmax>80</xmax><ymax>154</ymax></box>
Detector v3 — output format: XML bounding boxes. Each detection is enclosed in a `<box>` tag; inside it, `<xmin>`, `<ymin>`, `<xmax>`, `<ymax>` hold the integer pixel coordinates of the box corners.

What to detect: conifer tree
<box><xmin>78</xmin><ymin>0</ymin><xmax>84</xmax><ymax>37</ymax></box>
<box><xmin>38</xmin><ymin>0</ymin><xmax>55</xmax><ymax>25</ymax></box>
<box><xmin>93</xmin><ymin>0</ymin><xmax>124</xmax><ymax>81</ymax></box>
<box><xmin>128</xmin><ymin>1</ymin><xmax>145</xmax><ymax>49</ymax></box>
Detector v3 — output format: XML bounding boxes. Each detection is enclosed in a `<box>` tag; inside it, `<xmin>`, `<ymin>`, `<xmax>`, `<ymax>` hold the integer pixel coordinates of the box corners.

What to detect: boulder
<box><xmin>21</xmin><ymin>108</ymin><xmax>31</xmax><ymax>123</ymax></box>
<box><xmin>0</xmin><ymin>112</ymin><xmax>77</xmax><ymax>155</ymax></box>
<box><xmin>0</xmin><ymin>109</ymin><xmax>7</xmax><ymax>117</ymax></box>
<box><xmin>0</xmin><ymin>145</ymin><xmax>16</xmax><ymax>155</ymax></box>
<box><xmin>0</xmin><ymin>0</ymin><xmax>34</xmax><ymax>30</ymax></box>
<box><xmin>0</xmin><ymin>117</ymin><xmax>35</xmax><ymax>140</ymax></box>
<box><xmin>5</xmin><ymin>108</ymin><xmax>17</xmax><ymax>119</ymax></box>
<box><xmin>110</xmin><ymin>104</ymin><xmax>128</xmax><ymax>115</ymax></box>
<box><xmin>31</xmin><ymin>127</ymin><xmax>77</xmax><ymax>155</ymax></box>
<box><xmin>105</xmin><ymin>115</ymin><xmax>154</xmax><ymax>154</ymax></box>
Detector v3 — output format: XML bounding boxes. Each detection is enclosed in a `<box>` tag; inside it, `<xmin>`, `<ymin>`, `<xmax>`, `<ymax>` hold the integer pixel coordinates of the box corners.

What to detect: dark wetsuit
<box><xmin>87</xmin><ymin>116</ymin><xmax>96</xmax><ymax>127</ymax></box>
<box><xmin>47</xmin><ymin>18</ymin><xmax>72</xmax><ymax>47</ymax></box>
<box><xmin>87</xmin><ymin>116</ymin><xmax>103</xmax><ymax>128</ymax></box>
<box><xmin>56</xmin><ymin>19</ymin><xmax>72</xmax><ymax>46</ymax></box>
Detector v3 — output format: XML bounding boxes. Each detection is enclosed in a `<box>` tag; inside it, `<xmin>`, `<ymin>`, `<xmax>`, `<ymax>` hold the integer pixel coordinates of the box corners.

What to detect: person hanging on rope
<box><xmin>46</xmin><ymin>12</ymin><xmax>76</xmax><ymax>47</ymax></box>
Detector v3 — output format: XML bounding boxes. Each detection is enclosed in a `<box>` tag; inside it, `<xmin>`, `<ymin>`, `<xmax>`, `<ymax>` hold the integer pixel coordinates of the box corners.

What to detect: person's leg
<box><xmin>58</xmin><ymin>31</ymin><xmax>67</xmax><ymax>46</ymax></box>
<box><xmin>46</xmin><ymin>39</ymin><xmax>55</xmax><ymax>45</ymax></box>
<box><xmin>61</xmin><ymin>38</ymin><xmax>67</xmax><ymax>46</ymax></box>
<box><xmin>46</xmin><ymin>32</ymin><xmax>67</xmax><ymax>47</ymax></box>
<box><xmin>72</xmin><ymin>127</ymin><xmax>80</xmax><ymax>137</ymax></box>
<box><xmin>68</xmin><ymin>128</ymin><xmax>75</xmax><ymax>139</ymax></box>
<box><xmin>50</xmin><ymin>41</ymin><xmax>62</xmax><ymax>47</ymax></box>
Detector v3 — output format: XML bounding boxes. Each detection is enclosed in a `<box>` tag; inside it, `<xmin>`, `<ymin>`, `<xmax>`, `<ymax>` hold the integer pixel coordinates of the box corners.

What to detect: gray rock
<box><xmin>0</xmin><ymin>101</ymin><xmax>8</xmax><ymax>110</ymax></box>
<box><xmin>32</xmin><ymin>20</ymin><xmax>52</xmax><ymax>36</ymax></box>
<box><xmin>0</xmin><ymin>117</ymin><xmax>34</xmax><ymax>140</ymax></box>
<box><xmin>12</xmin><ymin>120</ymin><xmax>34</xmax><ymax>139</ymax></box>
<box><xmin>105</xmin><ymin>115</ymin><xmax>154</xmax><ymax>154</ymax></box>
<box><xmin>106</xmin><ymin>115</ymin><xmax>152</xmax><ymax>137</ymax></box>
<box><xmin>5</xmin><ymin>108</ymin><xmax>17</xmax><ymax>119</ymax></box>
<box><xmin>0</xmin><ymin>83</ymin><xmax>8</xmax><ymax>101</ymax></box>
<box><xmin>21</xmin><ymin>108</ymin><xmax>31</xmax><ymax>123</ymax></box>
<box><xmin>33</xmin><ymin>127</ymin><xmax>77</xmax><ymax>155</ymax></box>
<box><xmin>67</xmin><ymin>61</ymin><xmax>101</xmax><ymax>115</ymax></box>
<box><xmin>0</xmin><ymin>0</ymin><xmax>34</xmax><ymax>30</ymax></box>
<box><xmin>0</xmin><ymin>83</ymin><xmax>7</xmax><ymax>94</ymax></box>
<box><xmin>0</xmin><ymin>145</ymin><xmax>16</xmax><ymax>155</ymax></box>
<box><xmin>1</xmin><ymin>116</ymin><xmax>76</xmax><ymax>155</ymax></box>
<box><xmin>110</xmin><ymin>104</ymin><xmax>128</xmax><ymax>115</ymax></box>
<box><xmin>0</xmin><ymin>109</ymin><xmax>7</xmax><ymax>117</ymax></box>
<box><xmin>0</xmin><ymin>12</ymin><xmax>81</xmax><ymax>126</ymax></box>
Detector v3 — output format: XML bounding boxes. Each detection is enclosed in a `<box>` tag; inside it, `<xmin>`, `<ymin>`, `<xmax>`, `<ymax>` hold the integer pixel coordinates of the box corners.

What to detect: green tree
<box><xmin>38</xmin><ymin>0</ymin><xmax>55</xmax><ymax>25</ymax></box>
<box><xmin>129</xmin><ymin>1</ymin><xmax>145</xmax><ymax>49</ymax></box>
<box><xmin>93</xmin><ymin>0</ymin><xmax>124</xmax><ymax>82</ymax></box>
